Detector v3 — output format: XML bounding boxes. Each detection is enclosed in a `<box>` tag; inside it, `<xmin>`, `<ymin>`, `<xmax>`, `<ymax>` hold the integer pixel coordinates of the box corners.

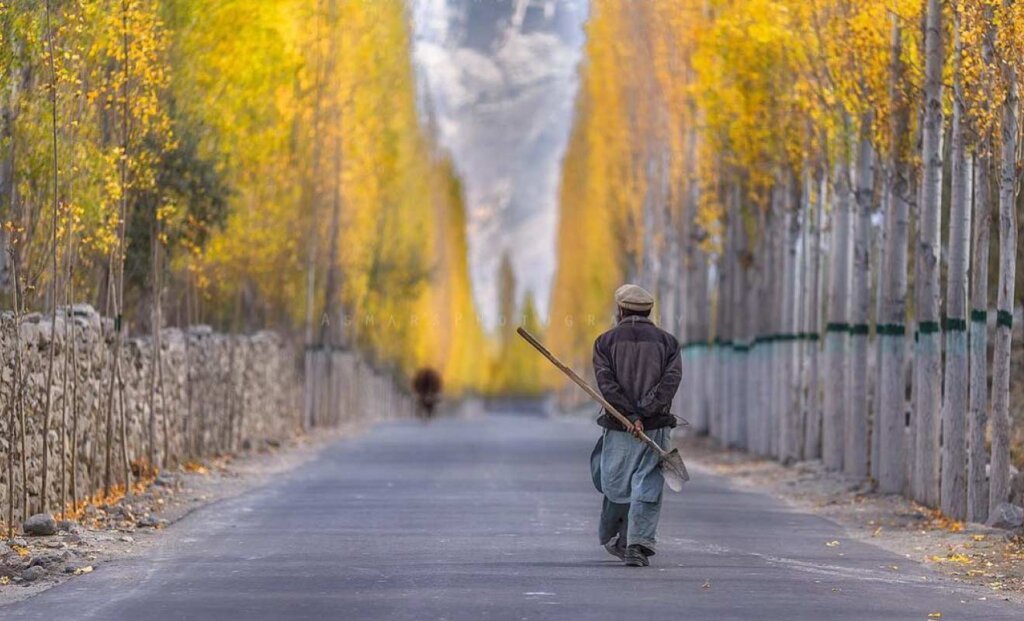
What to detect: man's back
<box><xmin>592</xmin><ymin>315</ymin><xmax>681</xmax><ymax>431</ymax></box>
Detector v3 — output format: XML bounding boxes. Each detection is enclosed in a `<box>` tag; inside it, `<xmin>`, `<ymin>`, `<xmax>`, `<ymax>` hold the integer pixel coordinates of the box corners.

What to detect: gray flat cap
<box><xmin>614</xmin><ymin>284</ymin><xmax>654</xmax><ymax>311</ymax></box>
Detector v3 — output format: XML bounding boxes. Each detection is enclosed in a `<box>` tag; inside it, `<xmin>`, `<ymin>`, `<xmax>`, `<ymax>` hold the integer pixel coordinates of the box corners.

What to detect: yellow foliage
<box><xmin>0</xmin><ymin>0</ymin><xmax>489</xmax><ymax>391</ymax></box>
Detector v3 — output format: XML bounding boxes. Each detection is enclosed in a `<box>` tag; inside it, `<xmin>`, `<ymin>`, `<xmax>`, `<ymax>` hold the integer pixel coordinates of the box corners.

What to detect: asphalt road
<box><xmin>3</xmin><ymin>414</ymin><xmax>1020</xmax><ymax>620</ymax></box>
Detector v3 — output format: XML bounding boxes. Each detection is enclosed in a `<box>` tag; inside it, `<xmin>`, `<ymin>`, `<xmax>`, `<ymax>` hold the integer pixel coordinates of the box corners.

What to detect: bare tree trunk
<box><xmin>753</xmin><ymin>214</ymin><xmax>770</xmax><ymax>455</ymax></box>
<box><xmin>148</xmin><ymin>218</ymin><xmax>161</xmax><ymax>469</ymax></box>
<box><xmin>872</xmin><ymin>186</ymin><xmax>890</xmax><ymax>479</ymax></box>
<box><xmin>790</xmin><ymin>171</ymin><xmax>806</xmax><ymax>463</ymax></box>
<box><xmin>968</xmin><ymin>157</ymin><xmax>992</xmax><ymax>521</ymax></box>
<box><xmin>765</xmin><ymin>194</ymin><xmax>781</xmax><ymax>457</ymax></box>
<box><xmin>824</xmin><ymin>164</ymin><xmax>852</xmax><ymax>471</ymax></box>
<box><xmin>781</xmin><ymin>180</ymin><xmax>801</xmax><ymax>463</ymax></box>
<box><xmin>40</xmin><ymin>0</ymin><xmax>61</xmax><ymax>514</ymax></box>
<box><xmin>5</xmin><ymin>312</ymin><xmax>14</xmax><ymax>535</ymax></box>
<box><xmin>744</xmin><ymin>246</ymin><xmax>760</xmax><ymax>451</ymax></box>
<box><xmin>11</xmin><ymin>254</ymin><xmax>28</xmax><ymax>520</ymax></box>
<box><xmin>70</xmin><ymin>268</ymin><xmax>81</xmax><ymax>513</ymax></box>
<box><xmin>988</xmin><ymin>61</ymin><xmax>1018</xmax><ymax>517</ymax></box>
<box><xmin>803</xmin><ymin>169</ymin><xmax>825</xmax><ymax>460</ymax></box>
<box><xmin>117</xmin><ymin>360</ymin><xmax>130</xmax><ymax>489</ymax></box>
<box><xmin>847</xmin><ymin>117</ymin><xmax>875</xmax><ymax>478</ymax></box>
<box><xmin>941</xmin><ymin>12</ymin><xmax>972</xmax><ymax>519</ymax></box>
<box><xmin>739</xmin><ymin>201</ymin><xmax>753</xmax><ymax>452</ymax></box>
<box><xmin>60</xmin><ymin>248</ymin><xmax>74</xmax><ymax>518</ymax></box>
<box><xmin>913</xmin><ymin>0</ymin><xmax>944</xmax><ymax>507</ymax></box>
<box><xmin>711</xmin><ymin>251</ymin><xmax>726</xmax><ymax>441</ymax></box>
<box><xmin>303</xmin><ymin>0</ymin><xmax>326</xmax><ymax>347</ymax></box>
<box><xmin>723</xmin><ymin>184</ymin><xmax>740</xmax><ymax>447</ymax></box>
<box><xmin>680</xmin><ymin>126</ymin><xmax>703</xmax><ymax>432</ymax></box>
<box><xmin>877</xmin><ymin>19</ymin><xmax>913</xmax><ymax>494</ymax></box>
<box><xmin>967</xmin><ymin>12</ymin><xmax>996</xmax><ymax>524</ymax></box>
<box><xmin>694</xmin><ymin>253</ymin><xmax>711</xmax><ymax>433</ymax></box>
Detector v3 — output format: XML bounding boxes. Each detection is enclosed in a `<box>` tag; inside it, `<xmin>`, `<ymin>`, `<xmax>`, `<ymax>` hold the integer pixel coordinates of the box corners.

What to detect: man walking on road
<box><xmin>590</xmin><ymin>284</ymin><xmax>682</xmax><ymax>567</ymax></box>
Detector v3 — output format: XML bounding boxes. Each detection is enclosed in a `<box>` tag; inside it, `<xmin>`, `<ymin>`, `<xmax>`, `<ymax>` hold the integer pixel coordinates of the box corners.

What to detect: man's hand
<box><xmin>631</xmin><ymin>418</ymin><xmax>644</xmax><ymax>438</ymax></box>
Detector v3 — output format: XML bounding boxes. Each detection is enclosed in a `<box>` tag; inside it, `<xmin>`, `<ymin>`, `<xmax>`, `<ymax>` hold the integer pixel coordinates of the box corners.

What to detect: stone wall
<box><xmin>0</xmin><ymin>305</ymin><xmax>410</xmax><ymax>529</ymax></box>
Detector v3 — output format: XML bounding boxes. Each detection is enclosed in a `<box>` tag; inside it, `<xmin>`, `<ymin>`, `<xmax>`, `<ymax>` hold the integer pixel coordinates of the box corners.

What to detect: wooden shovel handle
<box><xmin>516</xmin><ymin>327</ymin><xmax>665</xmax><ymax>456</ymax></box>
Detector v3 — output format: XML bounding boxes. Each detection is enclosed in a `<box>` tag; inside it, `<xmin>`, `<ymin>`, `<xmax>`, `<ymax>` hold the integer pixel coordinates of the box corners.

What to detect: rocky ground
<box><xmin>678</xmin><ymin>433</ymin><xmax>1024</xmax><ymax>605</ymax></box>
<box><xmin>0</xmin><ymin>424</ymin><xmax>356</xmax><ymax>607</ymax></box>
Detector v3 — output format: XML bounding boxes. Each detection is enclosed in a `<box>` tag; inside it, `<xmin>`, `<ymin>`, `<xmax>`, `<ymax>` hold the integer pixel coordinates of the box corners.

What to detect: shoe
<box><xmin>624</xmin><ymin>545</ymin><xmax>650</xmax><ymax>567</ymax></box>
<box><xmin>604</xmin><ymin>538</ymin><xmax>626</xmax><ymax>560</ymax></box>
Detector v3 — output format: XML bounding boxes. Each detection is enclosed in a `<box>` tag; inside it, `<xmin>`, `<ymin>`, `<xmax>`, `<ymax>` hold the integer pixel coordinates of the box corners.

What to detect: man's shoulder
<box><xmin>595</xmin><ymin>320</ymin><xmax>678</xmax><ymax>346</ymax></box>
<box><xmin>652</xmin><ymin>324</ymin><xmax>680</xmax><ymax>348</ymax></box>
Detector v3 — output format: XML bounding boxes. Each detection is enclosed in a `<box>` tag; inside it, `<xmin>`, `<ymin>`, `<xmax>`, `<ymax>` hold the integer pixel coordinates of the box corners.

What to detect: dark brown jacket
<box><xmin>592</xmin><ymin>316</ymin><xmax>681</xmax><ymax>431</ymax></box>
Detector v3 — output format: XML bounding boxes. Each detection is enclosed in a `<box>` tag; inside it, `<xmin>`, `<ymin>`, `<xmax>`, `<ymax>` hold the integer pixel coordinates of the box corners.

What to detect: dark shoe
<box><xmin>624</xmin><ymin>545</ymin><xmax>650</xmax><ymax>567</ymax></box>
<box><xmin>604</xmin><ymin>538</ymin><xmax>626</xmax><ymax>560</ymax></box>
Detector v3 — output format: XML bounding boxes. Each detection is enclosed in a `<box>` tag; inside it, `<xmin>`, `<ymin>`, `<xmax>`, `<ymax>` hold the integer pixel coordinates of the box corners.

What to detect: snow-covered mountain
<box><xmin>412</xmin><ymin>0</ymin><xmax>588</xmax><ymax>328</ymax></box>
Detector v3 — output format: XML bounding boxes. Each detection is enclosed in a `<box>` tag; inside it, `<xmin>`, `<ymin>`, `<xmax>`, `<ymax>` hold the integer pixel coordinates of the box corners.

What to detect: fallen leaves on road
<box><xmin>927</xmin><ymin>553</ymin><xmax>973</xmax><ymax>565</ymax></box>
<box><xmin>923</xmin><ymin>509</ymin><xmax>965</xmax><ymax>533</ymax></box>
<box><xmin>825</xmin><ymin>540</ymin><xmax>840</xmax><ymax>547</ymax></box>
<box><xmin>927</xmin><ymin>612</ymin><xmax>942</xmax><ymax>618</ymax></box>
<box><xmin>183</xmin><ymin>462</ymin><xmax>209</xmax><ymax>475</ymax></box>
<box><xmin>701</xmin><ymin>579</ymin><xmax>711</xmax><ymax>590</ymax></box>
<box><xmin>677</xmin><ymin>434</ymin><xmax>1024</xmax><ymax>603</ymax></box>
<box><xmin>74</xmin><ymin>565</ymin><xmax>93</xmax><ymax>576</ymax></box>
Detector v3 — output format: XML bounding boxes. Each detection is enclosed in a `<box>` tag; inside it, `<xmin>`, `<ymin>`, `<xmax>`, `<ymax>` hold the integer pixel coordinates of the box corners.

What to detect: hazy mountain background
<box><xmin>412</xmin><ymin>0</ymin><xmax>589</xmax><ymax>329</ymax></box>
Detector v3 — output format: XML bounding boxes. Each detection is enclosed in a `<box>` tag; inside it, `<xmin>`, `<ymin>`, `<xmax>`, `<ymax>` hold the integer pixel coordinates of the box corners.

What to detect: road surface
<box><xmin>3</xmin><ymin>414</ymin><xmax>1019</xmax><ymax>620</ymax></box>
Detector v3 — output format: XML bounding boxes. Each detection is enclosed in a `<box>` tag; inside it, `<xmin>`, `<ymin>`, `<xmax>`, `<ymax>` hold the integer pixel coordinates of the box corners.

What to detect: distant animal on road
<box><xmin>412</xmin><ymin>368</ymin><xmax>443</xmax><ymax>420</ymax></box>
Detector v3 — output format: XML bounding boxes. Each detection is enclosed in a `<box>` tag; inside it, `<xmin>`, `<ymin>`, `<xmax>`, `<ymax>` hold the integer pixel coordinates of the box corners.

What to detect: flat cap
<box><xmin>614</xmin><ymin>284</ymin><xmax>654</xmax><ymax>311</ymax></box>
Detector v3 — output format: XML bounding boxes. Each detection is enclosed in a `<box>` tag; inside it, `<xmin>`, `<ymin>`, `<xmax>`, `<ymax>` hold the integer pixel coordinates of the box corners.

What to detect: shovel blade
<box><xmin>660</xmin><ymin>448</ymin><xmax>689</xmax><ymax>492</ymax></box>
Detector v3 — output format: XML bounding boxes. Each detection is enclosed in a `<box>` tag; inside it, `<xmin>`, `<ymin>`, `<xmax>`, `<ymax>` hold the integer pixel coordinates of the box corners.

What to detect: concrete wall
<box><xmin>0</xmin><ymin>305</ymin><xmax>409</xmax><ymax>528</ymax></box>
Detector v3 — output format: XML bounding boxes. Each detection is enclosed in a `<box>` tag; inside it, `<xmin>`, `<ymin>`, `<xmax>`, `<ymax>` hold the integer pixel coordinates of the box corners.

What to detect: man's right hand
<box><xmin>630</xmin><ymin>417</ymin><xmax>644</xmax><ymax>438</ymax></box>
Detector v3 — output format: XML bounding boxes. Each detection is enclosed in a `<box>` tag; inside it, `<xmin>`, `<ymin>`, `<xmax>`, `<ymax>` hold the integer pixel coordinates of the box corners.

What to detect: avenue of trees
<box><xmin>553</xmin><ymin>0</ymin><xmax>1023</xmax><ymax>521</ymax></box>
<box><xmin>0</xmin><ymin>0</ymin><xmax>490</xmax><ymax>392</ymax></box>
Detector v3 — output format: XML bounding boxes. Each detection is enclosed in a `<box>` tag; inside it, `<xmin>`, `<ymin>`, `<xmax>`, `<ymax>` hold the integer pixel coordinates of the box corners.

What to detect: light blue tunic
<box><xmin>590</xmin><ymin>427</ymin><xmax>670</xmax><ymax>504</ymax></box>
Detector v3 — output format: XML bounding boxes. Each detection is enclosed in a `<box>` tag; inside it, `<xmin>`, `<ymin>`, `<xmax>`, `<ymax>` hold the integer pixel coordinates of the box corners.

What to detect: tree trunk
<box><xmin>988</xmin><ymin>63</ymin><xmax>1017</xmax><ymax>517</ymax></box>
<box><xmin>694</xmin><ymin>253</ymin><xmax>710</xmax><ymax>433</ymax></box>
<box><xmin>711</xmin><ymin>249</ymin><xmax>726</xmax><ymax>441</ymax></box>
<box><xmin>968</xmin><ymin>154</ymin><xmax>992</xmax><ymax>522</ymax></box>
<box><xmin>70</xmin><ymin>267</ymin><xmax>81</xmax><ymax>513</ymax></box>
<box><xmin>824</xmin><ymin>165</ymin><xmax>852</xmax><ymax>471</ymax></box>
<box><xmin>320</xmin><ymin>128</ymin><xmax>344</xmax><ymax>347</ymax></box>
<box><xmin>967</xmin><ymin>10</ymin><xmax>997</xmax><ymax>524</ymax></box>
<box><xmin>803</xmin><ymin>169</ymin><xmax>825</xmax><ymax>460</ymax></box>
<box><xmin>770</xmin><ymin>189</ymin><xmax>787</xmax><ymax>458</ymax></box>
<box><xmin>781</xmin><ymin>180</ymin><xmax>801</xmax><ymax>463</ymax></box>
<box><xmin>148</xmin><ymin>218</ymin><xmax>162</xmax><ymax>469</ymax></box>
<box><xmin>724</xmin><ymin>183</ymin><xmax>741</xmax><ymax>447</ymax></box>
<box><xmin>872</xmin><ymin>186</ymin><xmax>890</xmax><ymax>480</ymax></box>
<box><xmin>744</xmin><ymin>241</ymin><xmax>761</xmax><ymax>451</ymax></box>
<box><xmin>877</xmin><ymin>19</ymin><xmax>913</xmax><ymax>494</ymax></box>
<box><xmin>40</xmin><ymin>0</ymin><xmax>62</xmax><ymax>513</ymax></box>
<box><xmin>913</xmin><ymin>0</ymin><xmax>944</xmax><ymax>507</ymax></box>
<box><xmin>847</xmin><ymin>117</ymin><xmax>875</xmax><ymax>478</ymax></box>
<box><xmin>758</xmin><ymin>212</ymin><xmax>775</xmax><ymax>455</ymax></box>
<box><xmin>941</xmin><ymin>12</ymin><xmax>972</xmax><ymax>520</ymax></box>
<box><xmin>11</xmin><ymin>255</ymin><xmax>28</xmax><ymax>520</ymax></box>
